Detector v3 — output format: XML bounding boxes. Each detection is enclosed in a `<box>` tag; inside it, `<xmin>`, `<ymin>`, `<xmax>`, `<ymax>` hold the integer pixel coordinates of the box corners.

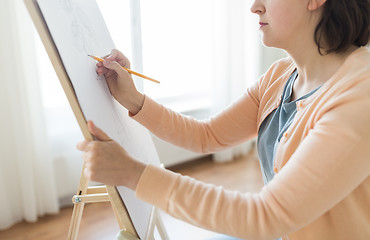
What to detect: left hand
<box><xmin>76</xmin><ymin>121</ymin><xmax>147</xmax><ymax>190</ymax></box>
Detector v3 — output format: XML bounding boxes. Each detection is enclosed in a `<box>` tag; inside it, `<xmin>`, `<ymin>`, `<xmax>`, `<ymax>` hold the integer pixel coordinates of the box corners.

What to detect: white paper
<box><xmin>36</xmin><ymin>0</ymin><xmax>161</xmax><ymax>238</ymax></box>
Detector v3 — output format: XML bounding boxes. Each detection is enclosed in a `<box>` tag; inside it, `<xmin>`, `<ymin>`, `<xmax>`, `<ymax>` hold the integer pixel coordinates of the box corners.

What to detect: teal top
<box><xmin>257</xmin><ymin>69</ymin><xmax>321</xmax><ymax>184</ymax></box>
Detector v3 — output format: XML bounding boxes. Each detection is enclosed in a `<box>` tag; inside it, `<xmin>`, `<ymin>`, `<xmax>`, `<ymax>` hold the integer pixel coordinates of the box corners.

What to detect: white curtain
<box><xmin>0</xmin><ymin>0</ymin><xmax>59</xmax><ymax>230</ymax></box>
<box><xmin>211</xmin><ymin>0</ymin><xmax>260</xmax><ymax>163</ymax></box>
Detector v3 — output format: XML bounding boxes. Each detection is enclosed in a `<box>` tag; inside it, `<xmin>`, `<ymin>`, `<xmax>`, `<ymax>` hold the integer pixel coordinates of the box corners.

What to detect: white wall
<box><xmin>259</xmin><ymin>46</ymin><xmax>287</xmax><ymax>74</ymax></box>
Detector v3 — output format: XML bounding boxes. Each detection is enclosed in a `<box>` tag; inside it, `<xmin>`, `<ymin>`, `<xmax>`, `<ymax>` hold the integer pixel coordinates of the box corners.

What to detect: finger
<box><xmin>102</xmin><ymin>49</ymin><xmax>118</xmax><ymax>61</ymax></box>
<box><xmin>96</xmin><ymin>66</ymin><xmax>106</xmax><ymax>75</ymax></box>
<box><xmin>96</xmin><ymin>67</ymin><xmax>110</xmax><ymax>77</ymax></box>
<box><xmin>109</xmin><ymin>49</ymin><xmax>120</xmax><ymax>59</ymax></box>
<box><xmin>104</xmin><ymin>69</ymin><xmax>118</xmax><ymax>79</ymax></box>
<box><xmin>102</xmin><ymin>48</ymin><xmax>121</xmax><ymax>60</ymax></box>
<box><xmin>96</xmin><ymin>67</ymin><xmax>106</xmax><ymax>75</ymax></box>
<box><xmin>100</xmin><ymin>67</ymin><xmax>109</xmax><ymax>75</ymax></box>
<box><xmin>107</xmin><ymin>49</ymin><xmax>130</xmax><ymax>68</ymax></box>
<box><xmin>87</xmin><ymin>120</ymin><xmax>112</xmax><ymax>141</ymax></box>
<box><xmin>77</xmin><ymin>140</ymin><xmax>91</xmax><ymax>151</ymax></box>
<box><xmin>82</xmin><ymin>150</ymin><xmax>93</xmax><ymax>162</ymax></box>
<box><xmin>103</xmin><ymin>60</ymin><xmax>128</xmax><ymax>75</ymax></box>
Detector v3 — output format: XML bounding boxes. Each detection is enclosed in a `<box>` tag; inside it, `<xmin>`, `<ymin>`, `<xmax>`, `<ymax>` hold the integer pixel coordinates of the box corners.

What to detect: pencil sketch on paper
<box><xmin>59</xmin><ymin>1</ymin><xmax>132</xmax><ymax>141</ymax></box>
<box><xmin>59</xmin><ymin>0</ymin><xmax>103</xmax><ymax>81</ymax></box>
<box><xmin>36</xmin><ymin>0</ymin><xmax>161</xmax><ymax>238</ymax></box>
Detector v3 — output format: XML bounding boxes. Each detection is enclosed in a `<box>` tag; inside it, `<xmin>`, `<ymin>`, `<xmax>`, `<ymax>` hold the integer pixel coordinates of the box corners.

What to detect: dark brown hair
<box><xmin>314</xmin><ymin>0</ymin><xmax>370</xmax><ymax>55</ymax></box>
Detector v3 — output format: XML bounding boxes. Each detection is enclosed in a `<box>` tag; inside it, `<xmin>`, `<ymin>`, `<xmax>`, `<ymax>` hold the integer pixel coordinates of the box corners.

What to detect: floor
<box><xmin>0</xmin><ymin>149</ymin><xmax>263</xmax><ymax>240</ymax></box>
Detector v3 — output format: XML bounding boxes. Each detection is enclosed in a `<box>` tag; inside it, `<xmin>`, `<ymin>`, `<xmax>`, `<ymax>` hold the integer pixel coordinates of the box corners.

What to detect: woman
<box><xmin>77</xmin><ymin>0</ymin><xmax>370</xmax><ymax>239</ymax></box>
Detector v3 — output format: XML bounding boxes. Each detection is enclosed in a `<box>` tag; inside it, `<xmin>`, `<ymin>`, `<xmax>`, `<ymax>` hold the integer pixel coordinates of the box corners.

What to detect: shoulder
<box><xmin>351</xmin><ymin>47</ymin><xmax>370</xmax><ymax>66</ymax></box>
<box><xmin>335</xmin><ymin>47</ymin><xmax>370</xmax><ymax>94</ymax></box>
<box><xmin>344</xmin><ymin>47</ymin><xmax>370</xmax><ymax>82</ymax></box>
<box><xmin>314</xmin><ymin>48</ymin><xmax>370</xmax><ymax>118</ymax></box>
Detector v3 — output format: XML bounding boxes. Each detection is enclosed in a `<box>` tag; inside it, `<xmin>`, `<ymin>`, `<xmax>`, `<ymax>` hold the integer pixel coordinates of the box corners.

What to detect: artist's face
<box><xmin>250</xmin><ymin>0</ymin><xmax>317</xmax><ymax>50</ymax></box>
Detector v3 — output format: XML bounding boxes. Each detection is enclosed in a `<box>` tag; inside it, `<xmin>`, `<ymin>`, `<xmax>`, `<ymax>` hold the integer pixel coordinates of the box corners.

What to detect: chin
<box><xmin>260</xmin><ymin>35</ymin><xmax>284</xmax><ymax>49</ymax></box>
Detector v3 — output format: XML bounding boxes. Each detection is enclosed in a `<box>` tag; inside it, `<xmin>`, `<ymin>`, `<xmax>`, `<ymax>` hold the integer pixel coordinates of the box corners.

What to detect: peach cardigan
<box><xmin>132</xmin><ymin>47</ymin><xmax>370</xmax><ymax>240</ymax></box>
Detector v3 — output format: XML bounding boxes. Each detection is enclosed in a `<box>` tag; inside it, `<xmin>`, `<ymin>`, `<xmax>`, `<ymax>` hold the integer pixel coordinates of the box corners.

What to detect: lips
<box><xmin>259</xmin><ymin>22</ymin><xmax>268</xmax><ymax>27</ymax></box>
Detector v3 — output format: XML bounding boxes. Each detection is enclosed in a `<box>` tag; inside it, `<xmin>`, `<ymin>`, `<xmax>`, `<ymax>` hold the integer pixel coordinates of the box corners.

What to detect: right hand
<box><xmin>96</xmin><ymin>49</ymin><xmax>144</xmax><ymax>115</ymax></box>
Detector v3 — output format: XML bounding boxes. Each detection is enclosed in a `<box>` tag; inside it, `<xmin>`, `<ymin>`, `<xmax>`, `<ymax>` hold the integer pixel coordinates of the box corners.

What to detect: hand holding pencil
<box><xmin>90</xmin><ymin>54</ymin><xmax>159</xmax><ymax>84</ymax></box>
<box><xmin>93</xmin><ymin>49</ymin><xmax>146</xmax><ymax>115</ymax></box>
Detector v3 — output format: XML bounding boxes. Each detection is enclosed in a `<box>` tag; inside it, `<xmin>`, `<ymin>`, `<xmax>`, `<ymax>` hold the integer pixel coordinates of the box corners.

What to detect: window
<box><xmin>100</xmin><ymin>0</ymin><xmax>214</xmax><ymax>112</ymax></box>
<box><xmin>140</xmin><ymin>0</ymin><xmax>213</xmax><ymax>112</ymax></box>
<box><xmin>97</xmin><ymin>0</ymin><xmax>133</xmax><ymax>61</ymax></box>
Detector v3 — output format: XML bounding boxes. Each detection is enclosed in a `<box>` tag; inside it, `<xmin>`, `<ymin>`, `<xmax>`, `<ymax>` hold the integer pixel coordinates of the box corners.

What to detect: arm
<box><xmin>131</xmin><ymin>89</ymin><xmax>259</xmax><ymax>153</ymax></box>
<box><xmin>99</xmin><ymin>50</ymin><xmax>260</xmax><ymax>153</ymax></box>
<box><xmin>136</xmin><ymin>94</ymin><xmax>370</xmax><ymax>239</ymax></box>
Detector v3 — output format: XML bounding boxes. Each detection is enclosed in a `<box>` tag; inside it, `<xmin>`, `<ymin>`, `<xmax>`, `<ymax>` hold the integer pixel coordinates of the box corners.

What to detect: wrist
<box><xmin>120</xmin><ymin>90</ymin><xmax>145</xmax><ymax>115</ymax></box>
<box><xmin>129</xmin><ymin>161</ymin><xmax>147</xmax><ymax>191</ymax></box>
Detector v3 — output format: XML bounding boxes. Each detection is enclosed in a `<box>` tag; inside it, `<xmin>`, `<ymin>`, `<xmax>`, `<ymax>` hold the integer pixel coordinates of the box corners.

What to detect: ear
<box><xmin>307</xmin><ymin>0</ymin><xmax>327</xmax><ymax>11</ymax></box>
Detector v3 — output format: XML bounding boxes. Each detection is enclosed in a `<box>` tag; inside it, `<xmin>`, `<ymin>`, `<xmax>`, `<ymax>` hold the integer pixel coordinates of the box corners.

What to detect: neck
<box><xmin>287</xmin><ymin>44</ymin><xmax>358</xmax><ymax>86</ymax></box>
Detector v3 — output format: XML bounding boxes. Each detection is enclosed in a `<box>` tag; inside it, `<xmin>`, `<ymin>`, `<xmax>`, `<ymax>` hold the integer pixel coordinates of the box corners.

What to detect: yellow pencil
<box><xmin>88</xmin><ymin>55</ymin><xmax>160</xmax><ymax>84</ymax></box>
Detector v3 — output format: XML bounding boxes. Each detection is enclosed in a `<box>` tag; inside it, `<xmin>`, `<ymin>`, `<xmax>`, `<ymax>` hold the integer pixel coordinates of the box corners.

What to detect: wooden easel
<box><xmin>24</xmin><ymin>0</ymin><xmax>169</xmax><ymax>239</ymax></box>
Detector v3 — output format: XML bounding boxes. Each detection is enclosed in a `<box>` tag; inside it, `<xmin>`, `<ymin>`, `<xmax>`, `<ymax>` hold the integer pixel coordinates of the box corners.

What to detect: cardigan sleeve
<box><xmin>130</xmin><ymin>57</ymin><xmax>294</xmax><ymax>154</ymax></box>
<box><xmin>130</xmin><ymin>82</ymin><xmax>260</xmax><ymax>153</ymax></box>
<box><xmin>136</xmin><ymin>90</ymin><xmax>370</xmax><ymax>239</ymax></box>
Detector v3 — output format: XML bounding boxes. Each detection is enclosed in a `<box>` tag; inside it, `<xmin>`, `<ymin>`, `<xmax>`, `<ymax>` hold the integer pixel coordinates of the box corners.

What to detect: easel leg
<box><xmin>67</xmin><ymin>162</ymin><xmax>89</xmax><ymax>240</ymax></box>
<box><xmin>145</xmin><ymin>164</ymin><xmax>169</xmax><ymax>240</ymax></box>
<box><xmin>67</xmin><ymin>202</ymin><xmax>85</xmax><ymax>240</ymax></box>
<box><xmin>143</xmin><ymin>207</ymin><xmax>169</xmax><ymax>240</ymax></box>
<box><xmin>154</xmin><ymin>208</ymin><xmax>169</xmax><ymax>240</ymax></box>
<box><xmin>107</xmin><ymin>186</ymin><xmax>138</xmax><ymax>235</ymax></box>
<box><xmin>145</xmin><ymin>207</ymin><xmax>156</xmax><ymax>239</ymax></box>
<box><xmin>117</xmin><ymin>229</ymin><xmax>141</xmax><ymax>240</ymax></box>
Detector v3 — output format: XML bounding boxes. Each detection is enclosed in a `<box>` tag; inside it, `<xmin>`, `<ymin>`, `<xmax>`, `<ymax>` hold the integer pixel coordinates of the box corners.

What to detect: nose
<box><xmin>250</xmin><ymin>0</ymin><xmax>265</xmax><ymax>15</ymax></box>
